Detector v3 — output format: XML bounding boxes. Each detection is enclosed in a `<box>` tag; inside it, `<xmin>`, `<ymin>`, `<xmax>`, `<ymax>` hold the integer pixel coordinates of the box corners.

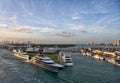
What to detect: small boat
<box><xmin>82</xmin><ymin>52</ymin><xmax>86</xmax><ymax>56</ymax></box>
<box><xmin>13</xmin><ymin>49</ymin><xmax>29</xmax><ymax>61</ymax></box>
<box><xmin>82</xmin><ymin>52</ymin><xmax>92</xmax><ymax>56</ymax></box>
<box><xmin>12</xmin><ymin>49</ymin><xmax>17</xmax><ymax>53</ymax></box>
<box><xmin>62</xmin><ymin>55</ymin><xmax>73</xmax><ymax>66</ymax></box>
<box><xmin>106</xmin><ymin>58</ymin><xmax>120</xmax><ymax>66</ymax></box>
<box><xmin>29</xmin><ymin>54</ymin><xmax>64</xmax><ymax>72</ymax></box>
<box><xmin>86</xmin><ymin>52</ymin><xmax>92</xmax><ymax>56</ymax></box>
<box><xmin>115</xmin><ymin>59</ymin><xmax>120</xmax><ymax>66</ymax></box>
<box><xmin>93</xmin><ymin>55</ymin><xmax>104</xmax><ymax>60</ymax></box>
<box><xmin>58</xmin><ymin>52</ymin><xmax>73</xmax><ymax>66</ymax></box>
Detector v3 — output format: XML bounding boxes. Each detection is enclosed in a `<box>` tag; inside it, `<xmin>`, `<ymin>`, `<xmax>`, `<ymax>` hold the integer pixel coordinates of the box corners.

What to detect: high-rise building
<box><xmin>112</xmin><ymin>40</ymin><xmax>117</xmax><ymax>46</ymax></box>
<box><xmin>88</xmin><ymin>41</ymin><xmax>96</xmax><ymax>46</ymax></box>
<box><xmin>112</xmin><ymin>40</ymin><xmax>120</xmax><ymax>46</ymax></box>
<box><xmin>117</xmin><ymin>40</ymin><xmax>120</xmax><ymax>46</ymax></box>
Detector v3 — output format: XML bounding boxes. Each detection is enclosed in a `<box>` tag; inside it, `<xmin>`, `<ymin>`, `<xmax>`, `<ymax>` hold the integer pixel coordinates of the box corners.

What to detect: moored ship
<box><xmin>58</xmin><ymin>52</ymin><xmax>73</xmax><ymax>66</ymax></box>
<box><xmin>106</xmin><ymin>58</ymin><xmax>120</xmax><ymax>66</ymax></box>
<box><xmin>92</xmin><ymin>54</ymin><xmax>104</xmax><ymax>60</ymax></box>
<box><xmin>13</xmin><ymin>49</ymin><xmax>29</xmax><ymax>61</ymax></box>
<box><xmin>29</xmin><ymin>54</ymin><xmax>64</xmax><ymax>72</ymax></box>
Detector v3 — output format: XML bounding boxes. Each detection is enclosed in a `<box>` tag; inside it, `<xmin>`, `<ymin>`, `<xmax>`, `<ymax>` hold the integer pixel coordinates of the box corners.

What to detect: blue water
<box><xmin>0</xmin><ymin>49</ymin><xmax>120</xmax><ymax>83</ymax></box>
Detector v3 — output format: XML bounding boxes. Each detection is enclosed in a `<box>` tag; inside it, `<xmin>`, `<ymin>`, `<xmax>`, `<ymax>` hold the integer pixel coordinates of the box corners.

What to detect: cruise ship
<box><xmin>58</xmin><ymin>52</ymin><xmax>73</xmax><ymax>66</ymax></box>
<box><xmin>29</xmin><ymin>54</ymin><xmax>64</xmax><ymax>72</ymax></box>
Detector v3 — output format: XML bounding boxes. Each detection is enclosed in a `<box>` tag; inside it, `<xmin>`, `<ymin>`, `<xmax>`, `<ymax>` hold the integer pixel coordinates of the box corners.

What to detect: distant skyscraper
<box><xmin>117</xmin><ymin>40</ymin><xmax>120</xmax><ymax>46</ymax></box>
<box><xmin>88</xmin><ymin>41</ymin><xmax>96</xmax><ymax>46</ymax></box>
<box><xmin>112</xmin><ymin>40</ymin><xmax>117</xmax><ymax>46</ymax></box>
<box><xmin>112</xmin><ymin>40</ymin><xmax>120</xmax><ymax>46</ymax></box>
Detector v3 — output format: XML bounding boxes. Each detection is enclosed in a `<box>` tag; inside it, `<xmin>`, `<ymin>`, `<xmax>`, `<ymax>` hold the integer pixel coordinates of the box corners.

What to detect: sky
<box><xmin>0</xmin><ymin>0</ymin><xmax>120</xmax><ymax>44</ymax></box>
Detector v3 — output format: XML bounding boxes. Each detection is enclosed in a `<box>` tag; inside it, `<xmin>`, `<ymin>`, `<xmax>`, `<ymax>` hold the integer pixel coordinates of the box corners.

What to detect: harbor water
<box><xmin>0</xmin><ymin>48</ymin><xmax>120</xmax><ymax>83</ymax></box>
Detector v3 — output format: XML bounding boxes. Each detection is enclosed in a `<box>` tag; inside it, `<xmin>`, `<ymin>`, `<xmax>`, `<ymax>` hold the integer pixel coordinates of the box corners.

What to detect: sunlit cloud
<box><xmin>9</xmin><ymin>16</ymin><xmax>16</xmax><ymax>21</ymax></box>
<box><xmin>0</xmin><ymin>16</ymin><xmax>17</xmax><ymax>22</ymax></box>
<box><xmin>0</xmin><ymin>24</ymin><xmax>8</xmax><ymax>27</ymax></box>
<box><xmin>10</xmin><ymin>27</ymin><xmax>30</xmax><ymax>32</ymax></box>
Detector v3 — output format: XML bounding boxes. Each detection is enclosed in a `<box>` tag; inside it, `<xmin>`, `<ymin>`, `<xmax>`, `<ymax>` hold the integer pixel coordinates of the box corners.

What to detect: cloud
<box><xmin>87</xmin><ymin>0</ymin><xmax>109</xmax><ymax>14</ymax></box>
<box><xmin>71</xmin><ymin>11</ymin><xmax>83</xmax><ymax>20</ymax></box>
<box><xmin>0</xmin><ymin>16</ymin><xmax>16</xmax><ymax>22</ymax></box>
<box><xmin>40</xmin><ymin>27</ymin><xmax>56</xmax><ymax>33</ymax></box>
<box><xmin>79</xmin><ymin>11</ymin><xmax>88</xmax><ymax>14</ymax></box>
<box><xmin>105</xmin><ymin>16</ymin><xmax>120</xmax><ymax>25</ymax></box>
<box><xmin>0</xmin><ymin>24</ymin><xmax>8</xmax><ymax>27</ymax></box>
<box><xmin>93</xmin><ymin>15</ymin><xmax>120</xmax><ymax>28</ymax></box>
<box><xmin>30</xmin><ymin>26</ymin><xmax>58</xmax><ymax>33</ymax></box>
<box><xmin>69</xmin><ymin>25</ymin><xmax>84</xmax><ymax>30</ymax></box>
<box><xmin>81</xmin><ymin>30</ymin><xmax>88</xmax><ymax>33</ymax></box>
<box><xmin>76</xmin><ymin>1</ymin><xmax>109</xmax><ymax>15</ymax></box>
<box><xmin>9</xmin><ymin>17</ymin><xmax>16</xmax><ymax>21</ymax></box>
<box><xmin>16</xmin><ymin>1</ymin><xmax>32</xmax><ymax>16</ymax></box>
<box><xmin>56</xmin><ymin>31</ymin><xmax>75</xmax><ymax>38</ymax></box>
<box><xmin>7</xmin><ymin>25</ymin><xmax>58</xmax><ymax>33</ymax></box>
<box><xmin>72</xmin><ymin>16</ymin><xmax>82</xmax><ymax>20</ymax></box>
<box><xmin>10</xmin><ymin>27</ymin><xmax>30</xmax><ymax>32</ymax></box>
<box><xmin>22</xmin><ymin>16</ymin><xmax>57</xmax><ymax>28</ymax></box>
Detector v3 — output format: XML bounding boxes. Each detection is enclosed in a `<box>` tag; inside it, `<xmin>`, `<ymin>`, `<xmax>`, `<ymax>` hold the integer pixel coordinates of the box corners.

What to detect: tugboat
<box><xmin>29</xmin><ymin>54</ymin><xmax>64</xmax><ymax>72</ymax></box>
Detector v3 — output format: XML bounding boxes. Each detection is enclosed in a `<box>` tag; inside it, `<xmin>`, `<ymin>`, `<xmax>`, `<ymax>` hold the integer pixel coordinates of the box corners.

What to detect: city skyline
<box><xmin>0</xmin><ymin>0</ymin><xmax>120</xmax><ymax>44</ymax></box>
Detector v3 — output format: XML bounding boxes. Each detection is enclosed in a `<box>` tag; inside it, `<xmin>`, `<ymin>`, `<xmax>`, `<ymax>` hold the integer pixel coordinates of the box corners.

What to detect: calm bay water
<box><xmin>0</xmin><ymin>49</ymin><xmax>120</xmax><ymax>83</ymax></box>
